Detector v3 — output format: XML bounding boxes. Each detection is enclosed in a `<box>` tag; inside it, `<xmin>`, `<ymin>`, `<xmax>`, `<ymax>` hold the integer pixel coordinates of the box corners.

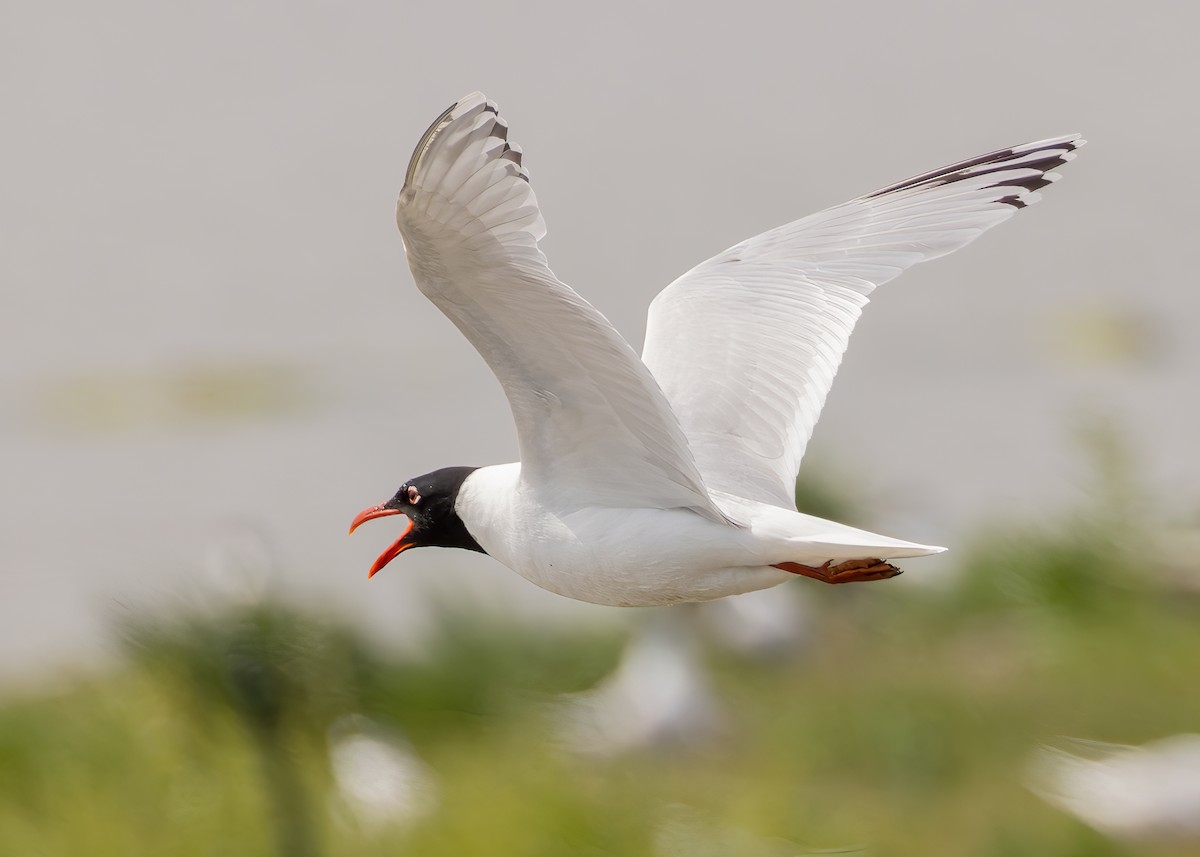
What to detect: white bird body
<box><xmin>350</xmin><ymin>92</ymin><xmax>1082</xmax><ymax>606</ymax></box>
<box><xmin>456</xmin><ymin>462</ymin><xmax>941</xmax><ymax>605</ymax></box>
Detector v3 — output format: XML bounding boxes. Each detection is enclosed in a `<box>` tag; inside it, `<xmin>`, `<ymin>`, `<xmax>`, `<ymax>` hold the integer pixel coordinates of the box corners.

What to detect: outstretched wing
<box><xmin>396</xmin><ymin>93</ymin><xmax>726</xmax><ymax>521</ymax></box>
<box><xmin>642</xmin><ymin>135</ymin><xmax>1083</xmax><ymax>509</ymax></box>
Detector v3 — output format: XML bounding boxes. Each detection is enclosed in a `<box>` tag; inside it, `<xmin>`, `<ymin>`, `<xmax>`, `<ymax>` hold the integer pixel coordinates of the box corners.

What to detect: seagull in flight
<box><xmin>350</xmin><ymin>93</ymin><xmax>1082</xmax><ymax>606</ymax></box>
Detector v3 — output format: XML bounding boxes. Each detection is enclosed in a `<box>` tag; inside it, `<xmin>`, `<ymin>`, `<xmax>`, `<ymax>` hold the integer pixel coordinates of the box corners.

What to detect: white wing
<box><xmin>643</xmin><ymin>136</ymin><xmax>1084</xmax><ymax>509</ymax></box>
<box><xmin>396</xmin><ymin>93</ymin><xmax>725</xmax><ymax>521</ymax></box>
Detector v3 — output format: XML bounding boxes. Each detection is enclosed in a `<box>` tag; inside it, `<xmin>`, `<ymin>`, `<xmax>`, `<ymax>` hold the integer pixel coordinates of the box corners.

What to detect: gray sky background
<box><xmin>3</xmin><ymin>0</ymin><xmax>1197</xmax><ymax>679</ymax></box>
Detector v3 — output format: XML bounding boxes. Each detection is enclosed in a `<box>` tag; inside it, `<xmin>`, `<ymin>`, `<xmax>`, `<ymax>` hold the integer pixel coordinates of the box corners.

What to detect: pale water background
<box><xmin>3</xmin><ymin>0</ymin><xmax>1198</xmax><ymax>681</ymax></box>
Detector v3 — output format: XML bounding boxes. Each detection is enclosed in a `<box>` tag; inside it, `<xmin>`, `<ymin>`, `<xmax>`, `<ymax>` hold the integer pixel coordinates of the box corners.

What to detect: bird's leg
<box><xmin>772</xmin><ymin>558</ymin><xmax>902</xmax><ymax>584</ymax></box>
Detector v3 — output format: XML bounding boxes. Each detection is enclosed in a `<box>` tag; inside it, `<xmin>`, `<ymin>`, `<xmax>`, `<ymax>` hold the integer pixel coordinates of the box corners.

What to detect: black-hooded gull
<box><xmin>351</xmin><ymin>93</ymin><xmax>1082</xmax><ymax>606</ymax></box>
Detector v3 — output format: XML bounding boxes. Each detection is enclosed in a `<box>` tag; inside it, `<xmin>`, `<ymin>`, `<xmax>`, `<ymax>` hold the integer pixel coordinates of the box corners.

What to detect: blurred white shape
<box><xmin>1029</xmin><ymin>734</ymin><xmax>1200</xmax><ymax>841</ymax></box>
<box><xmin>557</xmin><ymin>611</ymin><xmax>724</xmax><ymax>756</ymax></box>
<box><xmin>328</xmin><ymin>715</ymin><xmax>439</xmax><ymax>832</ymax></box>
<box><xmin>699</xmin><ymin>584</ymin><xmax>809</xmax><ymax>657</ymax></box>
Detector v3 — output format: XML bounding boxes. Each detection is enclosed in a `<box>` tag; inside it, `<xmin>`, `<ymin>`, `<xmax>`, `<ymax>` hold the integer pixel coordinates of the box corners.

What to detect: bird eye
<box><xmin>406</xmin><ymin>486</ymin><xmax>421</xmax><ymax>505</ymax></box>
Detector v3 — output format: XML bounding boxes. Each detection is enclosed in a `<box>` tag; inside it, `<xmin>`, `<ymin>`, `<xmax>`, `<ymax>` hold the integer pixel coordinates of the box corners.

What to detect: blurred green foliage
<box><xmin>2</xmin><ymin>438</ymin><xmax>1198</xmax><ymax>856</ymax></box>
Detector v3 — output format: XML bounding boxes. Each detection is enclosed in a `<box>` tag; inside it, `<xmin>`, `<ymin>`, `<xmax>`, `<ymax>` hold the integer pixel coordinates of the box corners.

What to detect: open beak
<box><xmin>349</xmin><ymin>505</ymin><xmax>416</xmax><ymax>578</ymax></box>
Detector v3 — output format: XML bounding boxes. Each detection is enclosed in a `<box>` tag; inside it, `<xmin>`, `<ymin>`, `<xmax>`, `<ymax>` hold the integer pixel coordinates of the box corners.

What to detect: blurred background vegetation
<box><xmin>2</xmin><ymin>431</ymin><xmax>1198</xmax><ymax>857</ymax></box>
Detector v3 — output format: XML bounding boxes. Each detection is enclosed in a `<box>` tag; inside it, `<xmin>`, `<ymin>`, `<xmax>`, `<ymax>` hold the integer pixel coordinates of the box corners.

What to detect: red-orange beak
<box><xmin>349</xmin><ymin>505</ymin><xmax>416</xmax><ymax>578</ymax></box>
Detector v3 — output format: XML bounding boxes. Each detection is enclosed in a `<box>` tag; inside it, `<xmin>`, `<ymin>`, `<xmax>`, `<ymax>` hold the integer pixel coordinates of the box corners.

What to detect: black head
<box><xmin>349</xmin><ymin>466</ymin><xmax>485</xmax><ymax>577</ymax></box>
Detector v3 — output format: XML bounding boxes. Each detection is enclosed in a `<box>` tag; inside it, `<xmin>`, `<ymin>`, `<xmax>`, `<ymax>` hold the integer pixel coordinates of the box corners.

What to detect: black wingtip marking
<box><xmin>864</xmin><ymin>146</ymin><xmax>1019</xmax><ymax>199</ymax></box>
<box><xmin>1017</xmin><ymin>154</ymin><xmax>1069</xmax><ymax>174</ymax></box>
<box><xmin>491</xmin><ymin>120</ymin><xmax>509</xmax><ymax>142</ymax></box>
<box><xmin>499</xmin><ymin>144</ymin><xmax>523</xmax><ymax>166</ymax></box>
<box><xmin>996</xmin><ymin>175</ymin><xmax>1054</xmax><ymax>194</ymax></box>
<box><xmin>862</xmin><ymin>137</ymin><xmax>1079</xmax><ymax>209</ymax></box>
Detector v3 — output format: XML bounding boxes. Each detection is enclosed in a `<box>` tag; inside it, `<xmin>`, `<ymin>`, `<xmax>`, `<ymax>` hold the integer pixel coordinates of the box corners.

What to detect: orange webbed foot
<box><xmin>772</xmin><ymin>558</ymin><xmax>902</xmax><ymax>584</ymax></box>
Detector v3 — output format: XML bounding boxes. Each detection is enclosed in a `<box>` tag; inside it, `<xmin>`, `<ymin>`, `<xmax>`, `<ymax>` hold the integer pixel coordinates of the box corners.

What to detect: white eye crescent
<box><xmin>406</xmin><ymin>486</ymin><xmax>422</xmax><ymax>505</ymax></box>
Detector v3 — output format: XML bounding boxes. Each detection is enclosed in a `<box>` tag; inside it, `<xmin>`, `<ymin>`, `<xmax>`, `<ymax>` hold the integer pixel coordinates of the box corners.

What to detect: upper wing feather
<box><xmin>642</xmin><ymin>135</ymin><xmax>1084</xmax><ymax>509</ymax></box>
<box><xmin>396</xmin><ymin>93</ymin><xmax>726</xmax><ymax>521</ymax></box>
